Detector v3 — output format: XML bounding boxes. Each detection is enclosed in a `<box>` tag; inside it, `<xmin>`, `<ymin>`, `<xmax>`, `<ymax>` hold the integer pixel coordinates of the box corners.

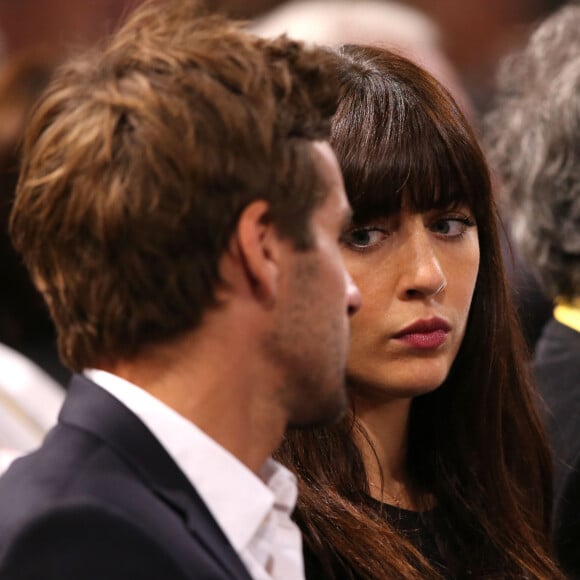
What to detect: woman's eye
<box><xmin>341</xmin><ymin>228</ymin><xmax>386</xmax><ymax>249</ymax></box>
<box><xmin>430</xmin><ymin>216</ymin><xmax>475</xmax><ymax>238</ymax></box>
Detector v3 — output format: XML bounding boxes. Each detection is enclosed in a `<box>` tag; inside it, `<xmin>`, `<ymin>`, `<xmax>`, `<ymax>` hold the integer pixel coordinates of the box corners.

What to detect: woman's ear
<box><xmin>230</xmin><ymin>200</ymin><xmax>282</xmax><ymax>305</ymax></box>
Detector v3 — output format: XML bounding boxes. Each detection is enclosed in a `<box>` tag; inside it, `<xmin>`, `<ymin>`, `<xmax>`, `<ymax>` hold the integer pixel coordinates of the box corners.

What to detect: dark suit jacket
<box><xmin>534</xmin><ymin>318</ymin><xmax>580</xmax><ymax>579</ymax></box>
<box><xmin>0</xmin><ymin>374</ymin><xmax>253</xmax><ymax>580</ymax></box>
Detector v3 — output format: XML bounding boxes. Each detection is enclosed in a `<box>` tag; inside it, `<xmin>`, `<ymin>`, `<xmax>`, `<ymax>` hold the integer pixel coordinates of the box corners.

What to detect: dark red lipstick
<box><xmin>393</xmin><ymin>317</ymin><xmax>451</xmax><ymax>350</ymax></box>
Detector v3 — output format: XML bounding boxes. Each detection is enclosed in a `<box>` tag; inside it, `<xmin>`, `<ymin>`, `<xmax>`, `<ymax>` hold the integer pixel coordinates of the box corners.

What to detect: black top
<box><xmin>303</xmin><ymin>499</ymin><xmax>451</xmax><ymax>579</ymax></box>
<box><xmin>377</xmin><ymin>502</ymin><xmax>448</xmax><ymax>575</ymax></box>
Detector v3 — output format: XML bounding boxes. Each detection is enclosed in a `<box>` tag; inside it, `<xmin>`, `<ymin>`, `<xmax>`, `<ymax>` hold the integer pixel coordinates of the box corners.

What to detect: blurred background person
<box><xmin>0</xmin><ymin>342</ymin><xmax>64</xmax><ymax>475</ymax></box>
<box><xmin>404</xmin><ymin>0</ymin><xmax>567</xmax><ymax>114</ymax></box>
<box><xmin>0</xmin><ymin>0</ymin><xmax>143</xmax><ymax>384</ymax></box>
<box><xmin>250</xmin><ymin>0</ymin><xmax>473</xmax><ymax>120</ymax></box>
<box><xmin>485</xmin><ymin>2</ymin><xmax>580</xmax><ymax>576</ymax></box>
<box><xmin>0</xmin><ymin>50</ymin><xmax>65</xmax><ymax>475</ymax></box>
<box><xmin>0</xmin><ymin>0</ymin><xmax>141</xmax><ymax>61</ymax></box>
<box><xmin>0</xmin><ymin>28</ymin><xmax>5</xmax><ymax>67</ymax></box>
<box><xmin>214</xmin><ymin>0</ymin><xmax>567</xmax><ymax>117</ymax></box>
<box><xmin>0</xmin><ymin>49</ymin><xmax>65</xmax><ymax>380</ymax></box>
<box><xmin>0</xmin><ymin>0</ymin><xmax>566</xmax><ymax>182</ymax></box>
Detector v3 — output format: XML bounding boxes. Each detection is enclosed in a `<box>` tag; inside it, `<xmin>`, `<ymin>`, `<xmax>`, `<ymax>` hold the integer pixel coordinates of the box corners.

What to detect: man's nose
<box><xmin>346</xmin><ymin>271</ymin><xmax>362</xmax><ymax>316</ymax></box>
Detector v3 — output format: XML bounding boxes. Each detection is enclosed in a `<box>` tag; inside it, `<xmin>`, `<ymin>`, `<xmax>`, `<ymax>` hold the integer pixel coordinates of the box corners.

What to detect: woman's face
<box><xmin>342</xmin><ymin>205</ymin><xmax>480</xmax><ymax>399</ymax></box>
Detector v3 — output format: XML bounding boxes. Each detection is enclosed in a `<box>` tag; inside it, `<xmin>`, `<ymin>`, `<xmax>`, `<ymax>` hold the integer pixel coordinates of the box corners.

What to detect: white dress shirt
<box><xmin>84</xmin><ymin>369</ymin><xmax>305</xmax><ymax>580</ymax></box>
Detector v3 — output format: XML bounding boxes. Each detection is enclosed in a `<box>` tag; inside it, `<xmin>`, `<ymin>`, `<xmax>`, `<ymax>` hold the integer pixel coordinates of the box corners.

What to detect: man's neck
<box><xmin>102</xmin><ymin>327</ymin><xmax>287</xmax><ymax>475</ymax></box>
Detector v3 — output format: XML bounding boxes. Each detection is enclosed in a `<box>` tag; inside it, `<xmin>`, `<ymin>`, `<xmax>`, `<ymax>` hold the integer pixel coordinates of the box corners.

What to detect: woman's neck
<box><xmin>351</xmin><ymin>394</ymin><xmax>417</xmax><ymax>508</ymax></box>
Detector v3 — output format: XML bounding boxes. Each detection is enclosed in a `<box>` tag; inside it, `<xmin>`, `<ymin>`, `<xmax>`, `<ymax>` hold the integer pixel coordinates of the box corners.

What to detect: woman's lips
<box><xmin>392</xmin><ymin>318</ymin><xmax>451</xmax><ymax>350</ymax></box>
<box><xmin>395</xmin><ymin>329</ymin><xmax>448</xmax><ymax>349</ymax></box>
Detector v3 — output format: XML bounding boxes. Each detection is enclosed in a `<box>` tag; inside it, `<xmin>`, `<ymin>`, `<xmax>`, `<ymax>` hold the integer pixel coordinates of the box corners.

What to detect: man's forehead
<box><xmin>311</xmin><ymin>141</ymin><xmax>339</xmax><ymax>174</ymax></box>
<box><xmin>312</xmin><ymin>141</ymin><xmax>344</xmax><ymax>192</ymax></box>
<box><xmin>311</xmin><ymin>141</ymin><xmax>348</xmax><ymax>208</ymax></box>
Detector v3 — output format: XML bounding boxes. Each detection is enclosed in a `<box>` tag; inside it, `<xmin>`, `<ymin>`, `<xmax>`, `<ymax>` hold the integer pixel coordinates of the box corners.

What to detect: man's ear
<box><xmin>231</xmin><ymin>200</ymin><xmax>282</xmax><ymax>305</ymax></box>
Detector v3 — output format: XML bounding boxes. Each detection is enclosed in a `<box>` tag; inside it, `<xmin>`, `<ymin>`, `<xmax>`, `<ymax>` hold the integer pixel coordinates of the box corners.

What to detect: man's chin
<box><xmin>286</xmin><ymin>388</ymin><xmax>348</xmax><ymax>430</ymax></box>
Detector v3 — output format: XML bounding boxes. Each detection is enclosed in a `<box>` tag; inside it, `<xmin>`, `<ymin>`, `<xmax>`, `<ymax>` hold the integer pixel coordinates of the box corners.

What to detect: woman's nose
<box><xmin>397</xmin><ymin>233</ymin><xmax>447</xmax><ymax>300</ymax></box>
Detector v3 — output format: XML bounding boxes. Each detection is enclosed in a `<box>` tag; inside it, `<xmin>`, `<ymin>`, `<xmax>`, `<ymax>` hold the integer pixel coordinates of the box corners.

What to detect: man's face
<box><xmin>265</xmin><ymin>142</ymin><xmax>361</xmax><ymax>428</ymax></box>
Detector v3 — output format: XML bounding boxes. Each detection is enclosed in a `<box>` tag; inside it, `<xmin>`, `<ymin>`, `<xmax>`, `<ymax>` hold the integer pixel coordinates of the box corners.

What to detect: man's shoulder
<box><xmin>0</xmin><ymin>500</ymin><xmax>199</xmax><ymax>579</ymax></box>
<box><xmin>0</xmin><ymin>423</ymin><xmax>245</xmax><ymax>580</ymax></box>
<box><xmin>0</xmin><ymin>422</ymin><xmax>138</xmax><ymax>534</ymax></box>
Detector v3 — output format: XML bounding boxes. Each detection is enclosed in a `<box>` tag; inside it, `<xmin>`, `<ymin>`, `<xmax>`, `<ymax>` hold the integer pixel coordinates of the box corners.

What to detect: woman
<box><xmin>276</xmin><ymin>46</ymin><xmax>560</xmax><ymax>579</ymax></box>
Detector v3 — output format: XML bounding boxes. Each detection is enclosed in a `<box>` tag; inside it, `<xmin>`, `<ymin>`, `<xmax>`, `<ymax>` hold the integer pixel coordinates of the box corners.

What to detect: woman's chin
<box><xmin>349</xmin><ymin>375</ymin><xmax>445</xmax><ymax>402</ymax></box>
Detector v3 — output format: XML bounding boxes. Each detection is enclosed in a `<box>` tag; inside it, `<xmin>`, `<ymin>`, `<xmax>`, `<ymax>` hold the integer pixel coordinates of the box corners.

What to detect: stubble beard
<box><xmin>264</xmin><ymin>258</ymin><xmax>349</xmax><ymax>429</ymax></box>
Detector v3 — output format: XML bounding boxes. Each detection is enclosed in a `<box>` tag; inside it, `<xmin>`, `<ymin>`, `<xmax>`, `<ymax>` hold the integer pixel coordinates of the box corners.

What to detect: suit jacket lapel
<box><xmin>59</xmin><ymin>374</ymin><xmax>252</xmax><ymax>580</ymax></box>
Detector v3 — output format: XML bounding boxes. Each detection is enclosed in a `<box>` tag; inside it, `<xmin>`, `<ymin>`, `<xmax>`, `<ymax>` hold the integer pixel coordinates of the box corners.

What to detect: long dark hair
<box><xmin>276</xmin><ymin>46</ymin><xmax>559</xmax><ymax>579</ymax></box>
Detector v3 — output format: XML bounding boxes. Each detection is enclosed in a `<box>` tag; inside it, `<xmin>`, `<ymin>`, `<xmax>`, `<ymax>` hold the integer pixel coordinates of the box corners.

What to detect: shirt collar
<box><xmin>83</xmin><ymin>369</ymin><xmax>297</xmax><ymax>554</ymax></box>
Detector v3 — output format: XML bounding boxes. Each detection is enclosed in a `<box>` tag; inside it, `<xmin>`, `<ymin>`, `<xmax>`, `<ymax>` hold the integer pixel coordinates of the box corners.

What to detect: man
<box><xmin>0</xmin><ymin>0</ymin><xmax>361</xmax><ymax>578</ymax></box>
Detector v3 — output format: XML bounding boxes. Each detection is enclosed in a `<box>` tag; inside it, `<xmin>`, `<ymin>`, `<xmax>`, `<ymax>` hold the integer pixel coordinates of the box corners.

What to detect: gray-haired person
<box><xmin>485</xmin><ymin>2</ymin><xmax>580</xmax><ymax>576</ymax></box>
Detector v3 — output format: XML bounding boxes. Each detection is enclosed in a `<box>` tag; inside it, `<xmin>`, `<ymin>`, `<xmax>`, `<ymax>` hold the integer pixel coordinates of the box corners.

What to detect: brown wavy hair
<box><xmin>9</xmin><ymin>0</ymin><xmax>340</xmax><ymax>371</ymax></box>
<box><xmin>276</xmin><ymin>45</ymin><xmax>560</xmax><ymax>579</ymax></box>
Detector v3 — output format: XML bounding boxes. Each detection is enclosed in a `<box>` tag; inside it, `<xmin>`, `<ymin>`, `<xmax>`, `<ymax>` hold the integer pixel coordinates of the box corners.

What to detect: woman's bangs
<box><xmin>342</xmin><ymin>117</ymin><xmax>484</xmax><ymax>224</ymax></box>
